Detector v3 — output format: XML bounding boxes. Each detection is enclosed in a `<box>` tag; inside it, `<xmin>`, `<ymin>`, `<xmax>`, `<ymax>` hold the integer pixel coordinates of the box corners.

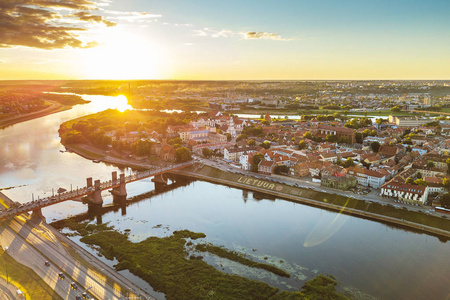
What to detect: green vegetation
<box><xmin>0</xmin><ymin>248</ymin><xmax>62</xmax><ymax>300</ymax></box>
<box><xmin>42</xmin><ymin>93</ymin><xmax>89</xmax><ymax>106</ymax></box>
<box><xmin>195</xmin><ymin>243</ymin><xmax>290</xmax><ymax>278</ymax></box>
<box><xmin>344</xmin><ymin>117</ymin><xmax>372</xmax><ymax>129</ymax></box>
<box><xmin>271</xmin><ymin>275</ymin><xmax>347</xmax><ymax>300</ymax></box>
<box><xmin>175</xmin><ymin>147</ymin><xmax>192</xmax><ymax>162</ymax></box>
<box><xmin>58</xmin><ymin>221</ymin><xmax>347</xmax><ymax>299</ymax></box>
<box><xmin>441</xmin><ymin>193</ymin><xmax>450</xmax><ymax>208</ymax></box>
<box><xmin>59</xmin><ymin>109</ymin><xmax>198</xmax><ymax>157</ymax></box>
<box><xmin>195</xmin><ymin>165</ymin><xmax>450</xmax><ymax>233</ymax></box>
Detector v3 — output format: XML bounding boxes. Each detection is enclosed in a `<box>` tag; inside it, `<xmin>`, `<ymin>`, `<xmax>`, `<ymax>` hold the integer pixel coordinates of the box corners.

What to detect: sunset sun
<box><xmin>82</xmin><ymin>29</ymin><xmax>165</xmax><ymax>80</ymax></box>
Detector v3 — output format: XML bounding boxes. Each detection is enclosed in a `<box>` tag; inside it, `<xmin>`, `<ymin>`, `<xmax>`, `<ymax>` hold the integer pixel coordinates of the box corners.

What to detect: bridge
<box><xmin>0</xmin><ymin>162</ymin><xmax>193</xmax><ymax>220</ymax></box>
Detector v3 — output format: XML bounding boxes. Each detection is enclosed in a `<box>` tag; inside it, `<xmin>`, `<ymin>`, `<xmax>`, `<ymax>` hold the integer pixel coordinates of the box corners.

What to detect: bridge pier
<box><xmin>112</xmin><ymin>173</ymin><xmax>127</xmax><ymax>204</ymax></box>
<box><xmin>86</xmin><ymin>179</ymin><xmax>103</xmax><ymax>211</ymax></box>
<box><xmin>31</xmin><ymin>208</ymin><xmax>46</xmax><ymax>223</ymax></box>
<box><xmin>152</xmin><ymin>174</ymin><xmax>168</xmax><ymax>192</ymax></box>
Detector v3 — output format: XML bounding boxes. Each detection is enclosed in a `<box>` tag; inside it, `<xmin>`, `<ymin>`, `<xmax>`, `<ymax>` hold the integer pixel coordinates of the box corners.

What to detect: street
<box><xmin>193</xmin><ymin>155</ymin><xmax>447</xmax><ymax>217</ymax></box>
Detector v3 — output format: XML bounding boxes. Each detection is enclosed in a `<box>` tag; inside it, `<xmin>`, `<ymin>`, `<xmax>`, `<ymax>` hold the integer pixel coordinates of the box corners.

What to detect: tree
<box><xmin>261</xmin><ymin>120</ymin><xmax>270</xmax><ymax>126</ymax></box>
<box><xmin>414</xmin><ymin>179</ymin><xmax>427</xmax><ymax>186</ymax></box>
<box><xmin>175</xmin><ymin>147</ymin><xmax>191</xmax><ymax>163</ymax></box>
<box><xmin>251</xmin><ymin>153</ymin><xmax>264</xmax><ymax>173</ymax></box>
<box><xmin>427</xmin><ymin>161</ymin><xmax>435</xmax><ymax>168</ymax></box>
<box><xmin>370</xmin><ymin>141</ymin><xmax>381</xmax><ymax>153</ymax></box>
<box><xmin>298</xmin><ymin>140</ymin><xmax>307</xmax><ymax>150</ymax></box>
<box><xmin>225</xmin><ymin>133</ymin><xmax>232</xmax><ymax>142</ymax></box>
<box><xmin>391</xmin><ymin>106</ymin><xmax>402</xmax><ymax>112</ymax></box>
<box><xmin>259</xmin><ymin>141</ymin><xmax>271</xmax><ymax>149</ymax></box>
<box><xmin>337</xmin><ymin>136</ymin><xmax>350</xmax><ymax>144</ymax></box>
<box><xmin>303</xmin><ymin>132</ymin><xmax>312</xmax><ymax>140</ymax></box>
<box><xmin>325</xmin><ymin>134</ymin><xmax>337</xmax><ymax>143</ymax></box>
<box><xmin>446</xmin><ymin>158</ymin><xmax>450</xmax><ymax>174</ymax></box>
<box><xmin>406</xmin><ymin>178</ymin><xmax>416</xmax><ymax>185</ymax></box>
<box><xmin>440</xmin><ymin>193</ymin><xmax>450</xmax><ymax>208</ymax></box>
<box><xmin>236</xmin><ymin>134</ymin><xmax>247</xmax><ymax>142</ymax></box>
<box><xmin>344</xmin><ymin>158</ymin><xmax>355</xmax><ymax>168</ymax></box>
<box><xmin>274</xmin><ymin>165</ymin><xmax>289</xmax><ymax>174</ymax></box>
<box><xmin>115</xmin><ymin>128</ymin><xmax>125</xmax><ymax>140</ymax></box>
<box><xmin>169</xmin><ymin>137</ymin><xmax>183</xmax><ymax>145</ymax></box>
<box><xmin>354</xmin><ymin>132</ymin><xmax>363</xmax><ymax>144</ymax></box>
<box><xmin>202</xmin><ymin>148</ymin><xmax>212</xmax><ymax>158</ymax></box>
<box><xmin>248</xmin><ymin>139</ymin><xmax>256</xmax><ymax>146</ymax></box>
<box><xmin>416</xmin><ymin>172</ymin><xmax>422</xmax><ymax>179</ymax></box>
<box><xmin>252</xmin><ymin>153</ymin><xmax>263</xmax><ymax>165</ymax></box>
<box><xmin>362</xmin><ymin>129</ymin><xmax>371</xmax><ymax>137</ymax></box>
<box><xmin>442</xmin><ymin>178</ymin><xmax>450</xmax><ymax>190</ymax></box>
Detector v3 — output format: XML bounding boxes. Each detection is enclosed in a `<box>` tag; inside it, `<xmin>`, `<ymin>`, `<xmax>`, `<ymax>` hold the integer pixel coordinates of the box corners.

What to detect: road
<box><xmin>0</xmin><ymin>214</ymin><xmax>153</xmax><ymax>300</ymax></box>
<box><xmin>193</xmin><ymin>155</ymin><xmax>446</xmax><ymax>217</ymax></box>
<box><xmin>0</xmin><ymin>276</ymin><xmax>16</xmax><ymax>300</ymax></box>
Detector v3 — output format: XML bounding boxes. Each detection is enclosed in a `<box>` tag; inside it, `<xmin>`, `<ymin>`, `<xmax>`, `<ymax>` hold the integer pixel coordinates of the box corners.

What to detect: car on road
<box><xmin>44</xmin><ymin>261</ymin><xmax>50</xmax><ymax>266</ymax></box>
<box><xmin>58</xmin><ymin>272</ymin><xmax>65</xmax><ymax>279</ymax></box>
<box><xmin>70</xmin><ymin>282</ymin><xmax>78</xmax><ymax>290</ymax></box>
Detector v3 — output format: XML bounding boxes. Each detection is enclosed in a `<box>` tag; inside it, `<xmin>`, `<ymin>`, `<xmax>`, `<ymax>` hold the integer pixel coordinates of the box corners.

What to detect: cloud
<box><xmin>102</xmin><ymin>10</ymin><xmax>161</xmax><ymax>23</ymax></box>
<box><xmin>0</xmin><ymin>0</ymin><xmax>116</xmax><ymax>49</ymax></box>
<box><xmin>193</xmin><ymin>28</ymin><xmax>235</xmax><ymax>38</ymax></box>
<box><xmin>72</xmin><ymin>11</ymin><xmax>115</xmax><ymax>27</ymax></box>
<box><xmin>192</xmin><ymin>27</ymin><xmax>291</xmax><ymax>41</ymax></box>
<box><xmin>241</xmin><ymin>31</ymin><xmax>292</xmax><ymax>41</ymax></box>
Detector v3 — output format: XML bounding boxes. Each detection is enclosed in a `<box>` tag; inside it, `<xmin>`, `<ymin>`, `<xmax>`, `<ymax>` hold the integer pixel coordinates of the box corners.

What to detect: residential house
<box><xmin>380</xmin><ymin>181</ymin><xmax>430</xmax><ymax>205</ymax></box>
<box><xmin>321</xmin><ymin>175</ymin><xmax>357</xmax><ymax>191</ymax></box>
<box><xmin>258</xmin><ymin>160</ymin><xmax>276</xmax><ymax>175</ymax></box>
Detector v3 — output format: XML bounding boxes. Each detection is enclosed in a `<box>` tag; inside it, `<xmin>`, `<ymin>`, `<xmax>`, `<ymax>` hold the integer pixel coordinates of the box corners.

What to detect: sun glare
<box><xmin>81</xmin><ymin>28</ymin><xmax>165</xmax><ymax>79</ymax></box>
<box><xmin>115</xmin><ymin>95</ymin><xmax>132</xmax><ymax>112</ymax></box>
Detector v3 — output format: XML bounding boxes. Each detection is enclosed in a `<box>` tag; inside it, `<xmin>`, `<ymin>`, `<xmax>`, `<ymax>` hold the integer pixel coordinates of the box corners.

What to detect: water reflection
<box><xmin>59</xmin><ymin>180</ymin><xmax>449</xmax><ymax>300</ymax></box>
<box><xmin>0</xmin><ymin>94</ymin><xmax>135</xmax><ymax>220</ymax></box>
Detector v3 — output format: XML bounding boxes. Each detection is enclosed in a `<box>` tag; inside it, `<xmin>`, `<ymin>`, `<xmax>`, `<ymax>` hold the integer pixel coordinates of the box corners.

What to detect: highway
<box><xmin>0</xmin><ymin>214</ymin><xmax>153</xmax><ymax>300</ymax></box>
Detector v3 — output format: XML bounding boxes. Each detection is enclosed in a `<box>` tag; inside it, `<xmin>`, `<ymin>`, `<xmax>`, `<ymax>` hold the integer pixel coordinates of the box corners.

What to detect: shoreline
<box><xmin>174</xmin><ymin>167</ymin><xmax>450</xmax><ymax>239</ymax></box>
<box><xmin>0</xmin><ymin>101</ymin><xmax>70</xmax><ymax>130</ymax></box>
<box><xmin>63</xmin><ymin>142</ymin><xmax>450</xmax><ymax>238</ymax></box>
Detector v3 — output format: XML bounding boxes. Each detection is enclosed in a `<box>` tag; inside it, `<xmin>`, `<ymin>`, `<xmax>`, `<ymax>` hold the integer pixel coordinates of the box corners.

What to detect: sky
<box><xmin>0</xmin><ymin>0</ymin><xmax>449</xmax><ymax>80</ymax></box>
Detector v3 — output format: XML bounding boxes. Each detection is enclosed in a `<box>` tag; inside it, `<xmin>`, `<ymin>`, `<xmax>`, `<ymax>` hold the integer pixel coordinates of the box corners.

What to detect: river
<box><xmin>0</xmin><ymin>95</ymin><xmax>449</xmax><ymax>300</ymax></box>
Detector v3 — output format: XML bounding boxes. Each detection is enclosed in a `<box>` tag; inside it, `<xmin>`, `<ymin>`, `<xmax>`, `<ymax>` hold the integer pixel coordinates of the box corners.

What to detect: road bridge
<box><xmin>0</xmin><ymin>162</ymin><xmax>193</xmax><ymax>220</ymax></box>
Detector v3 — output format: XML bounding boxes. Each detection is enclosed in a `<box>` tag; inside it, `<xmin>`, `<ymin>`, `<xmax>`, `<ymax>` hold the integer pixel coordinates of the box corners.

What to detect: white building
<box><xmin>347</xmin><ymin>167</ymin><xmax>386</xmax><ymax>189</ymax></box>
<box><xmin>224</xmin><ymin>146</ymin><xmax>257</xmax><ymax>161</ymax></box>
<box><xmin>381</xmin><ymin>182</ymin><xmax>430</xmax><ymax>205</ymax></box>
<box><xmin>239</xmin><ymin>152</ymin><xmax>251</xmax><ymax>170</ymax></box>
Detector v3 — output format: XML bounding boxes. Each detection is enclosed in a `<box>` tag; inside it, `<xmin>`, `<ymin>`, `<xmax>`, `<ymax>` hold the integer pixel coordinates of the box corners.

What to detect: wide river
<box><xmin>0</xmin><ymin>96</ymin><xmax>449</xmax><ymax>300</ymax></box>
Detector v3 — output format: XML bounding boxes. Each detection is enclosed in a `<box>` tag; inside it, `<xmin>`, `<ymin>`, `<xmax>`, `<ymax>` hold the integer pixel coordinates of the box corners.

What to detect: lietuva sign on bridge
<box><xmin>0</xmin><ymin>162</ymin><xmax>193</xmax><ymax>220</ymax></box>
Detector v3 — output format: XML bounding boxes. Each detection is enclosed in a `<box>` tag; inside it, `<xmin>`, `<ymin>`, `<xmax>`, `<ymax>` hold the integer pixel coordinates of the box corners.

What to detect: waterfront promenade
<box><xmin>174</xmin><ymin>163</ymin><xmax>450</xmax><ymax>238</ymax></box>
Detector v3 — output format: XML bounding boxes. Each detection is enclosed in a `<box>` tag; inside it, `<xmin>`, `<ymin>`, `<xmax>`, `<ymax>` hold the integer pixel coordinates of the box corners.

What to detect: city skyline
<box><xmin>1</xmin><ymin>0</ymin><xmax>449</xmax><ymax>80</ymax></box>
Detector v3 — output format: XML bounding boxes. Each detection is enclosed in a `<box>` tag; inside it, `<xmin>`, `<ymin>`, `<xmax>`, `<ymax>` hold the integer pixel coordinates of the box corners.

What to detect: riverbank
<box><xmin>0</xmin><ymin>100</ymin><xmax>70</xmax><ymax>129</ymax></box>
<box><xmin>173</xmin><ymin>165</ymin><xmax>450</xmax><ymax>239</ymax></box>
<box><xmin>62</xmin><ymin>139</ymin><xmax>450</xmax><ymax>238</ymax></box>
<box><xmin>57</xmin><ymin>220</ymin><xmax>348</xmax><ymax>300</ymax></box>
